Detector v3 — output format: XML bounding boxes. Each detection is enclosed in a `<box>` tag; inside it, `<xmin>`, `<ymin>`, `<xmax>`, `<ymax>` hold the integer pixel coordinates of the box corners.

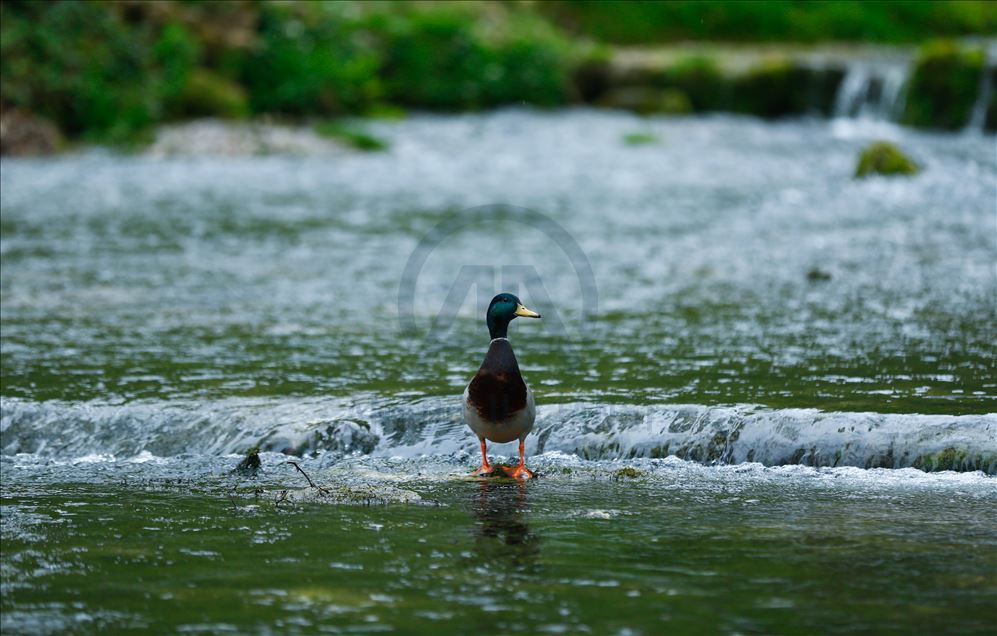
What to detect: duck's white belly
<box><xmin>462</xmin><ymin>383</ymin><xmax>535</xmax><ymax>443</ymax></box>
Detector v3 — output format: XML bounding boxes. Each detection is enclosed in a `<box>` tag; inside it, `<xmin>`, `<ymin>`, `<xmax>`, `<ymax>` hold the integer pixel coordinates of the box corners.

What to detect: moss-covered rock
<box><xmin>612</xmin><ymin>467</ymin><xmax>645</xmax><ymax>480</ymax></box>
<box><xmin>658</xmin><ymin>56</ymin><xmax>729</xmax><ymax>111</ymax></box>
<box><xmin>234</xmin><ymin>446</ymin><xmax>261</xmax><ymax>475</ymax></box>
<box><xmin>600</xmin><ymin>53</ymin><xmax>843</xmax><ymax>118</ymax></box>
<box><xmin>622</xmin><ymin>131</ymin><xmax>660</xmax><ymax>145</ymax></box>
<box><xmin>902</xmin><ymin>40</ymin><xmax>985</xmax><ymax>130</ymax></box>
<box><xmin>732</xmin><ymin>60</ymin><xmax>831</xmax><ymax>118</ymax></box>
<box><xmin>855</xmin><ymin>141</ymin><xmax>920</xmax><ymax>178</ymax></box>
<box><xmin>571</xmin><ymin>48</ymin><xmax>613</xmax><ymax>102</ymax></box>
<box><xmin>600</xmin><ymin>86</ymin><xmax>691</xmax><ymax>114</ymax></box>
<box><xmin>911</xmin><ymin>449</ymin><xmax>996</xmax><ymax>473</ymax></box>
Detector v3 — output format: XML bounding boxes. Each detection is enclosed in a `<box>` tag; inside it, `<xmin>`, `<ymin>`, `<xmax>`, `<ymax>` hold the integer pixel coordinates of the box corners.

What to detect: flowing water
<box><xmin>2</xmin><ymin>110</ymin><xmax>996</xmax><ymax>633</ymax></box>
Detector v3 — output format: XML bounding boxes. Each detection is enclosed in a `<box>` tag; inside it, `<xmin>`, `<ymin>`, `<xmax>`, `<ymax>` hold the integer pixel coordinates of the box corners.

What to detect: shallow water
<box><xmin>2</xmin><ymin>111</ymin><xmax>994</xmax><ymax>413</ymax></box>
<box><xmin>3</xmin><ymin>454</ymin><xmax>997</xmax><ymax>635</ymax></box>
<box><xmin>1</xmin><ymin>110</ymin><xmax>996</xmax><ymax>632</ymax></box>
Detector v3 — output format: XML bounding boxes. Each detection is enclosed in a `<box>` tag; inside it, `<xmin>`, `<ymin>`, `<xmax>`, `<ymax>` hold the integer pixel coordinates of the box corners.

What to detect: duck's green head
<box><xmin>486</xmin><ymin>293</ymin><xmax>541</xmax><ymax>339</ymax></box>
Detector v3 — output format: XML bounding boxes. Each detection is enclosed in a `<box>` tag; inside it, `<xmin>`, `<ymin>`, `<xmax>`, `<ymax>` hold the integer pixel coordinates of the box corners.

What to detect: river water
<box><xmin>2</xmin><ymin>110</ymin><xmax>996</xmax><ymax>633</ymax></box>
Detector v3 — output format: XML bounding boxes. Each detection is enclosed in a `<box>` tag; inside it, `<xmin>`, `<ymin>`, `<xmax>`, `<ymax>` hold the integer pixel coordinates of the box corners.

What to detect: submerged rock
<box><xmin>275</xmin><ymin>483</ymin><xmax>425</xmax><ymax>506</ymax></box>
<box><xmin>234</xmin><ymin>447</ymin><xmax>261</xmax><ymax>475</ymax></box>
<box><xmin>855</xmin><ymin>141</ymin><xmax>919</xmax><ymax>178</ymax></box>
<box><xmin>806</xmin><ymin>268</ymin><xmax>832</xmax><ymax>282</ymax></box>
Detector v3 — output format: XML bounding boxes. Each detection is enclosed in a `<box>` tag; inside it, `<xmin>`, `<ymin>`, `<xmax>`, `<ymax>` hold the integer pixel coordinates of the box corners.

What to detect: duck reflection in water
<box><xmin>467</xmin><ymin>479</ymin><xmax>540</xmax><ymax>572</ymax></box>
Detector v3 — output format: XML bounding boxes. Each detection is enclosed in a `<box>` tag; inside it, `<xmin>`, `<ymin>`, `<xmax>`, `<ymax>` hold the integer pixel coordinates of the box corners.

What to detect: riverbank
<box><xmin>3</xmin><ymin>37</ymin><xmax>995</xmax><ymax>157</ymax></box>
<box><xmin>2</xmin><ymin>1</ymin><xmax>995</xmax><ymax>155</ymax></box>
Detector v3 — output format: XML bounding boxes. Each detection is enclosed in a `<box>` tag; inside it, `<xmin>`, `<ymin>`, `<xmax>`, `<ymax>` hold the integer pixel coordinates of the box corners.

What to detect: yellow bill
<box><xmin>514</xmin><ymin>303</ymin><xmax>541</xmax><ymax>318</ymax></box>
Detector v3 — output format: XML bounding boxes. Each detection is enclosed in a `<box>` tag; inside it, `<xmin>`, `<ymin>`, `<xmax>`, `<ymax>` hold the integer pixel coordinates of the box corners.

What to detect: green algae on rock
<box><xmin>855</xmin><ymin>141</ymin><xmax>920</xmax><ymax>178</ymax></box>
<box><xmin>612</xmin><ymin>466</ymin><xmax>645</xmax><ymax>479</ymax></box>
<box><xmin>732</xmin><ymin>60</ymin><xmax>842</xmax><ymax>119</ymax></box>
<box><xmin>902</xmin><ymin>40</ymin><xmax>985</xmax><ymax>130</ymax></box>
<box><xmin>622</xmin><ymin>131</ymin><xmax>661</xmax><ymax>145</ymax></box>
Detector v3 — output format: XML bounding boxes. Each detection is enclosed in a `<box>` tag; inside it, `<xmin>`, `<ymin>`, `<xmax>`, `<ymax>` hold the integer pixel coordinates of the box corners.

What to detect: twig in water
<box><xmin>274</xmin><ymin>490</ymin><xmax>289</xmax><ymax>508</ymax></box>
<box><xmin>287</xmin><ymin>461</ymin><xmax>330</xmax><ymax>495</ymax></box>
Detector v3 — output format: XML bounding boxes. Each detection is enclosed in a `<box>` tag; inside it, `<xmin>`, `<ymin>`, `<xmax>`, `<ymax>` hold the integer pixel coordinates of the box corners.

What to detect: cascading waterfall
<box><xmin>966</xmin><ymin>46</ymin><xmax>995</xmax><ymax>132</ymax></box>
<box><xmin>832</xmin><ymin>47</ymin><xmax>996</xmax><ymax>130</ymax></box>
<box><xmin>832</xmin><ymin>61</ymin><xmax>911</xmax><ymax>122</ymax></box>
<box><xmin>2</xmin><ymin>396</ymin><xmax>995</xmax><ymax>473</ymax></box>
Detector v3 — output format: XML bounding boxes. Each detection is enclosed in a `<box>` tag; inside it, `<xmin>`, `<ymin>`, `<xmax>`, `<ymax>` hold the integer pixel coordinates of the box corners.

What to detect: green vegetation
<box><xmin>368</xmin><ymin>7</ymin><xmax>573</xmax><ymax>110</ymax></box>
<box><xmin>540</xmin><ymin>1</ymin><xmax>997</xmax><ymax>44</ymax></box>
<box><xmin>911</xmin><ymin>448</ymin><xmax>994</xmax><ymax>472</ymax></box>
<box><xmin>0</xmin><ymin>1</ymin><xmax>159</xmax><ymax>141</ymax></box>
<box><xmin>240</xmin><ymin>3</ymin><xmax>381</xmax><ymax>116</ymax></box>
<box><xmin>1</xmin><ymin>1</ymin><xmax>994</xmax><ymax>145</ymax></box>
<box><xmin>315</xmin><ymin>121</ymin><xmax>389</xmax><ymax>151</ymax></box>
<box><xmin>178</xmin><ymin>69</ymin><xmax>249</xmax><ymax>120</ymax></box>
<box><xmin>855</xmin><ymin>141</ymin><xmax>920</xmax><ymax>178</ymax></box>
<box><xmin>0</xmin><ymin>1</ymin><xmax>574</xmax><ymax>142</ymax></box>
<box><xmin>612</xmin><ymin>466</ymin><xmax>645</xmax><ymax>479</ymax></box>
<box><xmin>902</xmin><ymin>40</ymin><xmax>986</xmax><ymax>130</ymax></box>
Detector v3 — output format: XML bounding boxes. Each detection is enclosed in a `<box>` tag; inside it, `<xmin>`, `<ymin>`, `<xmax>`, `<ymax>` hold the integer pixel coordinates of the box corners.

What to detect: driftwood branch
<box><xmin>287</xmin><ymin>461</ymin><xmax>330</xmax><ymax>495</ymax></box>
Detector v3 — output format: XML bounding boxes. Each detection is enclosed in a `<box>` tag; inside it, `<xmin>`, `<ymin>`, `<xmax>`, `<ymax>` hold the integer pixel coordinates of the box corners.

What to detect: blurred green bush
<box><xmin>0</xmin><ymin>1</ymin><xmax>575</xmax><ymax>140</ymax></box>
<box><xmin>240</xmin><ymin>3</ymin><xmax>381</xmax><ymax>116</ymax></box>
<box><xmin>540</xmin><ymin>0</ymin><xmax>997</xmax><ymax>44</ymax></box>
<box><xmin>1</xmin><ymin>1</ymin><xmax>994</xmax><ymax>144</ymax></box>
<box><xmin>1</xmin><ymin>1</ymin><xmax>158</xmax><ymax>141</ymax></box>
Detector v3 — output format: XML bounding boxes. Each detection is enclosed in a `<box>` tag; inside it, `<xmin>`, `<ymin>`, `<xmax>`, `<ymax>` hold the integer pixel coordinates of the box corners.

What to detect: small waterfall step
<box><xmin>832</xmin><ymin>61</ymin><xmax>910</xmax><ymax>122</ymax></box>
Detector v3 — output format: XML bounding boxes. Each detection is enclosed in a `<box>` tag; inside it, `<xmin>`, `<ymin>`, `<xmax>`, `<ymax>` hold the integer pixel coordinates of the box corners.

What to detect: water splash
<box><xmin>2</xmin><ymin>397</ymin><xmax>994</xmax><ymax>474</ymax></box>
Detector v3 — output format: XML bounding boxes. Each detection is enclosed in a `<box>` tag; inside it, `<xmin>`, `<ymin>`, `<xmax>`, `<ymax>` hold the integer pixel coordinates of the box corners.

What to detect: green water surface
<box><xmin>3</xmin><ymin>471</ymin><xmax>996</xmax><ymax>635</ymax></box>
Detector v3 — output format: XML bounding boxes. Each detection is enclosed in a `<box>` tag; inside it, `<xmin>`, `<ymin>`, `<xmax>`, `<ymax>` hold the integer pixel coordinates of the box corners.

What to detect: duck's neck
<box><xmin>487</xmin><ymin>315</ymin><xmax>511</xmax><ymax>339</ymax></box>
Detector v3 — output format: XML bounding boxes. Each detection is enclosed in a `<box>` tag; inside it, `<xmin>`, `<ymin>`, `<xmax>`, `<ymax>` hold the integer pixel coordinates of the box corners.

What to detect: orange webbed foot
<box><xmin>473</xmin><ymin>464</ymin><xmax>497</xmax><ymax>477</ymax></box>
<box><xmin>502</xmin><ymin>464</ymin><xmax>534</xmax><ymax>480</ymax></box>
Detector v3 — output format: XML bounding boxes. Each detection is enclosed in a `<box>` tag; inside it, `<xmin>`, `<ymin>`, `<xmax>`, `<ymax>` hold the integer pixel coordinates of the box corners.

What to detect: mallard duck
<box><xmin>463</xmin><ymin>293</ymin><xmax>541</xmax><ymax>480</ymax></box>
